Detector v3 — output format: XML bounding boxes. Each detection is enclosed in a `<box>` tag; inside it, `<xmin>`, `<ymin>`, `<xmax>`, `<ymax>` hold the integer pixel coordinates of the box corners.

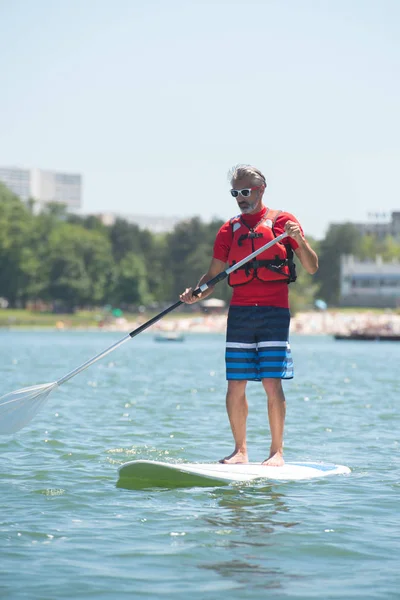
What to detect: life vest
<box><xmin>227</xmin><ymin>209</ymin><xmax>297</xmax><ymax>287</ymax></box>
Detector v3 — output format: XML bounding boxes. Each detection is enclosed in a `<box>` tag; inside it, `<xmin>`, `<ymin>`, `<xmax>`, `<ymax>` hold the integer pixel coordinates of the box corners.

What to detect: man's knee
<box><xmin>261</xmin><ymin>378</ymin><xmax>283</xmax><ymax>395</ymax></box>
<box><xmin>227</xmin><ymin>380</ymin><xmax>247</xmax><ymax>396</ymax></box>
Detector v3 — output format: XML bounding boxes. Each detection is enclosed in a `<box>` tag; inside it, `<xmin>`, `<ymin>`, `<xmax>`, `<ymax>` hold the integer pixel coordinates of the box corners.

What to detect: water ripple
<box><xmin>1</xmin><ymin>331</ymin><xmax>399</xmax><ymax>599</ymax></box>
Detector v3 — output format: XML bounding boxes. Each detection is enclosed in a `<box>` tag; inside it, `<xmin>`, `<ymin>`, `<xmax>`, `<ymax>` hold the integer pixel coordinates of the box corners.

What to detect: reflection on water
<box><xmin>199</xmin><ymin>485</ymin><xmax>299</xmax><ymax>588</ymax></box>
<box><xmin>210</xmin><ymin>486</ymin><xmax>294</xmax><ymax>528</ymax></box>
<box><xmin>201</xmin><ymin>560</ymin><xmax>301</xmax><ymax>591</ymax></box>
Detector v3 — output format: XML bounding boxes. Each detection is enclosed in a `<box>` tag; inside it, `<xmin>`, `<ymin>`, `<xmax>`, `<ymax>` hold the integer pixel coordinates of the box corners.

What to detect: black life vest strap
<box><xmin>237</xmin><ymin>232</ymin><xmax>263</xmax><ymax>246</ymax></box>
<box><xmin>236</xmin><ymin>257</ymin><xmax>289</xmax><ymax>277</ymax></box>
<box><xmin>284</xmin><ymin>244</ymin><xmax>297</xmax><ymax>283</ymax></box>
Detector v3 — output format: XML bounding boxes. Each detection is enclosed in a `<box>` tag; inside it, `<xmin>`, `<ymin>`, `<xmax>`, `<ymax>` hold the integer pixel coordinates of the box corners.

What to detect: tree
<box><xmin>109</xmin><ymin>218</ymin><xmax>144</xmax><ymax>263</ymax></box>
<box><xmin>165</xmin><ymin>217</ymin><xmax>218</xmax><ymax>299</ymax></box>
<box><xmin>0</xmin><ymin>184</ymin><xmax>35</xmax><ymax>306</ymax></box>
<box><xmin>112</xmin><ymin>252</ymin><xmax>151</xmax><ymax>306</ymax></box>
<box><xmin>141</xmin><ymin>233</ymin><xmax>168</xmax><ymax>301</ymax></box>
<box><xmin>357</xmin><ymin>234</ymin><xmax>378</xmax><ymax>260</ymax></box>
<box><xmin>374</xmin><ymin>235</ymin><xmax>400</xmax><ymax>262</ymax></box>
<box><xmin>67</xmin><ymin>213</ymin><xmax>107</xmax><ymax>233</ymax></box>
<box><xmin>288</xmin><ymin>236</ymin><xmax>320</xmax><ymax>314</ymax></box>
<box><xmin>315</xmin><ymin>223</ymin><xmax>361</xmax><ymax>305</ymax></box>
<box><xmin>45</xmin><ymin>223</ymin><xmax>114</xmax><ymax>310</ymax></box>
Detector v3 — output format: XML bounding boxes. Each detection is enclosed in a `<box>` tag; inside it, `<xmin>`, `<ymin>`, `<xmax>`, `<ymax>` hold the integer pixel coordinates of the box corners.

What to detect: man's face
<box><xmin>231</xmin><ymin>177</ymin><xmax>264</xmax><ymax>215</ymax></box>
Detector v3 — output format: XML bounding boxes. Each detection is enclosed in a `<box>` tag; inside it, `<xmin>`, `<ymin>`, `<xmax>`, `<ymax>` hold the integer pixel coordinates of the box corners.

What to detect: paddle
<box><xmin>0</xmin><ymin>232</ymin><xmax>288</xmax><ymax>434</ymax></box>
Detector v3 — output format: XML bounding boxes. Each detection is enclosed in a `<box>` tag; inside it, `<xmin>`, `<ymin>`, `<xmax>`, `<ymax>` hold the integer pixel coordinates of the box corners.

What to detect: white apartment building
<box><xmin>0</xmin><ymin>166</ymin><xmax>31</xmax><ymax>200</ymax></box>
<box><xmin>340</xmin><ymin>255</ymin><xmax>400</xmax><ymax>308</ymax></box>
<box><xmin>0</xmin><ymin>166</ymin><xmax>82</xmax><ymax>210</ymax></box>
<box><xmin>332</xmin><ymin>212</ymin><xmax>400</xmax><ymax>239</ymax></box>
<box><xmin>95</xmin><ymin>212</ymin><xmax>182</xmax><ymax>233</ymax></box>
<box><xmin>357</xmin><ymin>212</ymin><xmax>400</xmax><ymax>239</ymax></box>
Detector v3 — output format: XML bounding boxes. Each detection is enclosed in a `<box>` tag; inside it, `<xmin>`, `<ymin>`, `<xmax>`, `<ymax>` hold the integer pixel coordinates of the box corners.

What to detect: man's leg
<box><xmin>220</xmin><ymin>379</ymin><xmax>249</xmax><ymax>464</ymax></box>
<box><xmin>261</xmin><ymin>378</ymin><xmax>286</xmax><ymax>466</ymax></box>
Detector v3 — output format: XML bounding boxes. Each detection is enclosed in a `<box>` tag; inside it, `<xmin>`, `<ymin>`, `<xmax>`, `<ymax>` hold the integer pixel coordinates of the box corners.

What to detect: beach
<box><xmin>2</xmin><ymin>307</ymin><xmax>400</xmax><ymax>338</ymax></box>
<box><xmin>102</xmin><ymin>309</ymin><xmax>400</xmax><ymax>337</ymax></box>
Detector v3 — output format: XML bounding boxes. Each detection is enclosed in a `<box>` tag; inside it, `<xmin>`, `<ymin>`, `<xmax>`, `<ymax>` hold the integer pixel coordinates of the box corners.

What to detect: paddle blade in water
<box><xmin>0</xmin><ymin>382</ymin><xmax>58</xmax><ymax>434</ymax></box>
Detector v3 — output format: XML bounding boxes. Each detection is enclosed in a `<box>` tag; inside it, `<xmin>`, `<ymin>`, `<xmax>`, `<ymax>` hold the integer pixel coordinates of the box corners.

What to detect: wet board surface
<box><xmin>117</xmin><ymin>459</ymin><xmax>351</xmax><ymax>489</ymax></box>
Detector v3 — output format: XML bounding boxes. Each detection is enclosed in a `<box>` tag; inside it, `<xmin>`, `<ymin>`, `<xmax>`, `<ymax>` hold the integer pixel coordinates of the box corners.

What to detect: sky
<box><xmin>0</xmin><ymin>0</ymin><xmax>399</xmax><ymax>239</ymax></box>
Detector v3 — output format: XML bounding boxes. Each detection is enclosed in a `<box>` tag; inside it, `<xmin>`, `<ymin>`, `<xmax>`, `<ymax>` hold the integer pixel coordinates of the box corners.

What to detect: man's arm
<box><xmin>284</xmin><ymin>220</ymin><xmax>319</xmax><ymax>275</ymax></box>
<box><xmin>180</xmin><ymin>257</ymin><xmax>227</xmax><ymax>304</ymax></box>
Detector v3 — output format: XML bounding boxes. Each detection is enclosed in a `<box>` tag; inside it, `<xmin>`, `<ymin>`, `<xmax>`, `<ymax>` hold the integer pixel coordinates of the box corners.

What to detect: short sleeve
<box><xmin>274</xmin><ymin>211</ymin><xmax>304</xmax><ymax>250</ymax></box>
<box><xmin>213</xmin><ymin>221</ymin><xmax>232</xmax><ymax>263</ymax></box>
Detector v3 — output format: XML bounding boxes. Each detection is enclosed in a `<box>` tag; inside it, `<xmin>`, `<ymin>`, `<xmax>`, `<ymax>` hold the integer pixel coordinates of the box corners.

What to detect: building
<box><xmin>340</xmin><ymin>255</ymin><xmax>400</xmax><ymax>308</ymax></box>
<box><xmin>0</xmin><ymin>166</ymin><xmax>31</xmax><ymax>201</ymax></box>
<box><xmin>349</xmin><ymin>212</ymin><xmax>400</xmax><ymax>239</ymax></box>
<box><xmin>0</xmin><ymin>166</ymin><xmax>82</xmax><ymax>210</ymax></box>
<box><xmin>94</xmin><ymin>212</ymin><xmax>181</xmax><ymax>233</ymax></box>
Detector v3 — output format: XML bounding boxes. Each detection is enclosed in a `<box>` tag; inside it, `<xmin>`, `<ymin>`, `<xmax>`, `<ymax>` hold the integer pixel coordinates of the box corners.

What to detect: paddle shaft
<box><xmin>57</xmin><ymin>232</ymin><xmax>288</xmax><ymax>386</ymax></box>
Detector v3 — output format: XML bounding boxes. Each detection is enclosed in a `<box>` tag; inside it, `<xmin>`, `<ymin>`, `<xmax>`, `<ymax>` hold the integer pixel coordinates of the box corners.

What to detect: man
<box><xmin>180</xmin><ymin>165</ymin><xmax>318</xmax><ymax>466</ymax></box>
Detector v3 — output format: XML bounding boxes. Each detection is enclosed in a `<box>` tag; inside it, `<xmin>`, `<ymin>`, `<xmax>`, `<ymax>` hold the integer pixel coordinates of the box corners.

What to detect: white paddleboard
<box><xmin>117</xmin><ymin>459</ymin><xmax>351</xmax><ymax>489</ymax></box>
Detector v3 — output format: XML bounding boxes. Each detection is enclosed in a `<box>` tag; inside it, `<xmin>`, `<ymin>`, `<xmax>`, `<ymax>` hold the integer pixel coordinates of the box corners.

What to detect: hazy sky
<box><xmin>1</xmin><ymin>0</ymin><xmax>399</xmax><ymax>239</ymax></box>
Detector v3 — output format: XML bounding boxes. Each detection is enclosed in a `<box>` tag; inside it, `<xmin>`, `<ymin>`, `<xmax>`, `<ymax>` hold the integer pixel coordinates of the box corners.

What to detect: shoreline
<box><xmin>1</xmin><ymin>309</ymin><xmax>400</xmax><ymax>336</ymax></box>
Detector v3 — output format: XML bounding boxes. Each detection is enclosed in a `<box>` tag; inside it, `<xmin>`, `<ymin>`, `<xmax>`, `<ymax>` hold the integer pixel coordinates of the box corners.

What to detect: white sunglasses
<box><xmin>230</xmin><ymin>186</ymin><xmax>261</xmax><ymax>198</ymax></box>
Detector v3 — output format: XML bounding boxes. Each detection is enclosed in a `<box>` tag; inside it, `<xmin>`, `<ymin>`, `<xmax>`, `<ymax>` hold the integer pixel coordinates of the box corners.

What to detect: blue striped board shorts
<box><xmin>225</xmin><ymin>306</ymin><xmax>294</xmax><ymax>381</ymax></box>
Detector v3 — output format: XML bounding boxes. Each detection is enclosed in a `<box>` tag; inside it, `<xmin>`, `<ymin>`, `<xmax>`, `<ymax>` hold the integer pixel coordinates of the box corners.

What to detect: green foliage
<box><xmin>357</xmin><ymin>234</ymin><xmax>400</xmax><ymax>262</ymax></box>
<box><xmin>288</xmin><ymin>234</ymin><xmax>321</xmax><ymax>314</ymax></box>
<box><xmin>165</xmin><ymin>217</ymin><xmax>213</xmax><ymax>298</ymax></box>
<box><xmin>45</xmin><ymin>223</ymin><xmax>114</xmax><ymax>308</ymax></box>
<box><xmin>289</xmin><ymin>262</ymin><xmax>319</xmax><ymax>315</ymax></box>
<box><xmin>0</xmin><ymin>184</ymin><xmax>36</xmax><ymax>306</ymax></box>
<box><xmin>109</xmin><ymin>218</ymin><xmax>144</xmax><ymax>263</ymax></box>
<box><xmin>1</xmin><ymin>182</ymin><xmax>399</xmax><ymax>311</ymax></box>
<box><xmin>112</xmin><ymin>252</ymin><xmax>151</xmax><ymax>306</ymax></box>
<box><xmin>314</xmin><ymin>223</ymin><xmax>362</xmax><ymax>305</ymax></box>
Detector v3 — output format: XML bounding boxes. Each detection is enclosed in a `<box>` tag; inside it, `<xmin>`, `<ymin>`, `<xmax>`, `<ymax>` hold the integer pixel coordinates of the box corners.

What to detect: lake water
<box><xmin>0</xmin><ymin>330</ymin><xmax>399</xmax><ymax>599</ymax></box>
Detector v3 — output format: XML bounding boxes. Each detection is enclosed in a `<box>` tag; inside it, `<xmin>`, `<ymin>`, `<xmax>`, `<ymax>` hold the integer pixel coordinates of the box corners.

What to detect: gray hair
<box><xmin>228</xmin><ymin>164</ymin><xmax>267</xmax><ymax>186</ymax></box>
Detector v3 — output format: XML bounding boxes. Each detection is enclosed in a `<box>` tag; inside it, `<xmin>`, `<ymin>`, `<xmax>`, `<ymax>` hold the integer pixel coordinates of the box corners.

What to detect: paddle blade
<box><xmin>0</xmin><ymin>382</ymin><xmax>58</xmax><ymax>434</ymax></box>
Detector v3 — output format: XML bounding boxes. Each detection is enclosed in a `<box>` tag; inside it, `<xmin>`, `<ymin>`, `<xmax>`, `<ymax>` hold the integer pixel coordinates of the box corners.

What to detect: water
<box><xmin>0</xmin><ymin>330</ymin><xmax>399</xmax><ymax>599</ymax></box>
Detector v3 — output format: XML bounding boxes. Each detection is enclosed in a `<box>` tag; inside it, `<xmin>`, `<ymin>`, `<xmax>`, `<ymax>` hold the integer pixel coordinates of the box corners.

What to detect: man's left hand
<box><xmin>284</xmin><ymin>220</ymin><xmax>304</xmax><ymax>244</ymax></box>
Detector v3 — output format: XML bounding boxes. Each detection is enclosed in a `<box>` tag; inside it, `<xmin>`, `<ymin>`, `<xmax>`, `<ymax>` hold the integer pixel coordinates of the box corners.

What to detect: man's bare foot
<box><xmin>219</xmin><ymin>450</ymin><xmax>248</xmax><ymax>464</ymax></box>
<box><xmin>262</xmin><ymin>451</ymin><xmax>284</xmax><ymax>467</ymax></box>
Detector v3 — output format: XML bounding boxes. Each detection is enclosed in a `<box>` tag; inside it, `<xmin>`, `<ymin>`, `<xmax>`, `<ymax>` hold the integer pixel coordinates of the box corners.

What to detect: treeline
<box><xmin>1</xmin><ymin>183</ymin><xmax>399</xmax><ymax>311</ymax></box>
<box><xmin>316</xmin><ymin>222</ymin><xmax>400</xmax><ymax>305</ymax></box>
<box><xmin>0</xmin><ymin>183</ymin><xmax>225</xmax><ymax>311</ymax></box>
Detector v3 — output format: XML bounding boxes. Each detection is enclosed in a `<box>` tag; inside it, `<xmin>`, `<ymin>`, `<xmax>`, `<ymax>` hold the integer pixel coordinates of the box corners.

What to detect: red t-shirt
<box><xmin>213</xmin><ymin>206</ymin><xmax>303</xmax><ymax>308</ymax></box>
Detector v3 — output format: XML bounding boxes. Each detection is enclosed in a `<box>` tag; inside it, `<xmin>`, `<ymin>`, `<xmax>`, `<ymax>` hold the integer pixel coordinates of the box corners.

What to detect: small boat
<box><xmin>334</xmin><ymin>332</ymin><xmax>400</xmax><ymax>341</ymax></box>
<box><xmin>154</xmin><ymin>332</ymin><xmax>185</xmax><ymax>342</ymax></box>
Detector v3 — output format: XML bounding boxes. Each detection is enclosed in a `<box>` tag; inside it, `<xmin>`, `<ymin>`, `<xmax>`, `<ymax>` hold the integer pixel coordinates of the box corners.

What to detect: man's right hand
<box><xmin>179</xmin><ymin>287</ymin><xmax>200</xmax><ymax>304</ymax></box>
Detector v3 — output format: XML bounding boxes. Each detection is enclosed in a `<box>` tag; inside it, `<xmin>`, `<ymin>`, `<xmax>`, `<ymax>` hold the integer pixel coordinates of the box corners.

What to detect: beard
<box><xmin>238</xmin><ymin>200</ymin><xmax>258</xmax><ymax>214</ymax></box>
